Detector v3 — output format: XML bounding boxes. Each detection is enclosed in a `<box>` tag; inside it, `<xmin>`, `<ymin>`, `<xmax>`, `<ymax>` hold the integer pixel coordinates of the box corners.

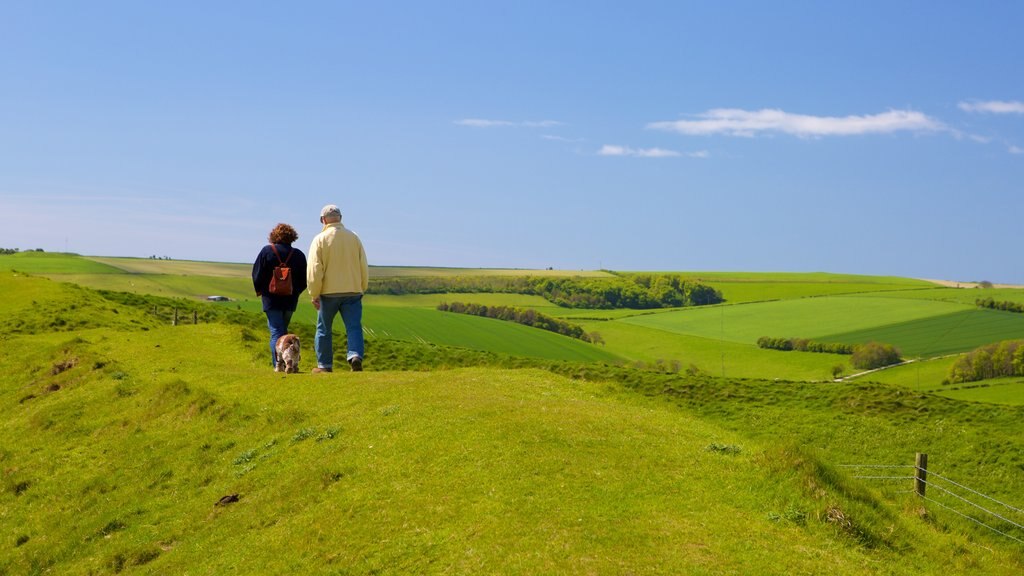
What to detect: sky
<box><xmin>2</xmin><ymin>1</ymin><xmax>1023</xmax><ymax>283</ymax></box>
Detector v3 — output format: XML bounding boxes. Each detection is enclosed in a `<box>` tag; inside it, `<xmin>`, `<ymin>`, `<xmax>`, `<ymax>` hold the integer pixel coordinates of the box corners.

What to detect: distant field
<box><xmin>708</xmin><ymin>282</ymin><xmax>934</xmax><ymax>304</ymax></box>
<box><xmin>367</xmin><ymin>266</ymin><xmax>614</xmax><ymax>278</ymax></box>
<box><xmin>1</xmin><ymin>252</ymin><xmax>125</xmax><ymax>274</ymax></box>
<box><xmin>620</xmin><ymin>296</ymin><xmax>968</xmax><ymax>345</ymax></box>
<box><xmin>852</xmin><ymin>357</ymin><xmax>957</xmax><ymax>390</ymax></box>
<box><xmin>936</xmin><ymin>378</ymin><xmax>1024</xmax><ymax>405</ymax></box>
<box><xmin>89</xmin><ymin>256</ymin><xmax>251</xmax><ymax>277</ymax></box>
<box><xmin>858</xmin><ymin>287</ymin><xmax>1024</xmax><ymax>306</ymax></box>
<box><xmin>819</xmin><ymin>309</ymin><xmax>1024</xmax><ymax>358</ymax></box>
<box><xmin>576</xmin><ymin>320</ymin><xmax>847</xmax><ymax>381</ymax></box>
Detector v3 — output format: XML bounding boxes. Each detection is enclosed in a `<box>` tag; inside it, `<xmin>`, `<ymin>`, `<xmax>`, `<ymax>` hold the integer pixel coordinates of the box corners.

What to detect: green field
<box><xmin>936</xmin><ymin>378</ymin><xmax>1024</xmax><ymax>405</ymax></box>
<box><xmin>819</xmin><ymin>309</ymin><xmax>1024</xmax><ymax>358</ymax></box>
<box><xmin>619</xmin><ymin>296</ymin><xmax>970</xmax><ymax>345</ymax></box>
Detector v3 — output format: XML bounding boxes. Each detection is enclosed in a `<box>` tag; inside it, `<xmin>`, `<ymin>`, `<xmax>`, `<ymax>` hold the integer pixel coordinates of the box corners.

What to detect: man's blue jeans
<box><xmin>315</xmin><ymin>294</ymin><xmax>364</xmax><ymax>369</ymax></box>
<box><xmin>265</xmin><ymin>309</ymin><xmax>294</xmax><ymax>367</ymax></box>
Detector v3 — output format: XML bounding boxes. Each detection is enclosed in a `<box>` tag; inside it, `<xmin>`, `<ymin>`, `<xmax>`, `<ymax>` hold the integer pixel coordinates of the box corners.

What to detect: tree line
<box><xmin>947</xmin><ymin>339</ymin><xmax>1024</xmax><ymax>384</ymax></box>
<box><xmin>757</xmin><ymin>337</ymin><xmax>901</xmax><ymax>370</ymax></box>
<box><xmin>372</xmin><ymin>274</ymin><xmax>723</xmax><ymax>310</ymax></box>
<box><xmin>976</xmin><ymin>298</ymin><xmax>1024</xmax><ymax>314</ymax></box>
<box><xmin>437</xmin><ymin>302</ymin><xmax>603</xmax><ymax>344</ymax></box>
<box><xmin>756</xmin><ymin>336</ymin><xmax>854</xmax><ymax>355</ymax></box>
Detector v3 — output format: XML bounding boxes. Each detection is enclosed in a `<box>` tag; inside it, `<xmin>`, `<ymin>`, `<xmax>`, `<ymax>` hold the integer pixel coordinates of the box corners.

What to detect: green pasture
<box><xmin>860</xmin><ymin>286</ymin><xmax>1024</xmax><ymax>306</ymax></box>
<box><xmin>89</xmin><ymin>256</ymin><xmax>251</xmax><ymax>276</ymax></box>
<box><xmin>44</xmin><ymin>273</ymin><xmax>254</xmax><ymax>301</ymax></box>
<box><xmin>0</xmin><ymin>252</ymin><xmax>125</xmax><ymax>274</ymax></box>
<box><xmin>367</xmin><ymin>266</ymin><xmax>614</xmax><ymax>278</ymax></box>
<box><xmin>577</xmin><ymin>319</ymin><xmax>849</xmax><ymax>381</ymax></box>
<box><xmin>706</xmin><ymin>282</ymin><xmax>933</xmax><ymax>304</ymax></box>
<box><xmin>664</xmin><ymin>271</ymin><xmax>934</xmax><ymax>285</ymax></box>
<box><xmin>620</xmin><ymin>296</ymin><xmax>969</xmax><ymax>346</ymax></box>
<box><xmin>850</xmin><ymin>356</ymin><xmax>958</xmax><ymax>390</ymax></box>
<box><xmin>819</xmin><ymin>309</ymin><xmax>1024</xmax><ymax>358</ymax></box>
<box><xmin>936</xmin><ymin>378</ymin><xmax>1024</xmax><ymax>405</ymax></box>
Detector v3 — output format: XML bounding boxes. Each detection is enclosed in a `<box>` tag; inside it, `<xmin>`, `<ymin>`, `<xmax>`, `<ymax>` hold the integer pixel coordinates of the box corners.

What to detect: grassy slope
<box><xmin>1</xmin><ymin>326</ymin><xmax>1019</xmax><ymax>574</ymax></box>
<box><xmin>3</xmin><ymin>270</ymin><xmax>1024</xmax><ymax>573</ymax></box>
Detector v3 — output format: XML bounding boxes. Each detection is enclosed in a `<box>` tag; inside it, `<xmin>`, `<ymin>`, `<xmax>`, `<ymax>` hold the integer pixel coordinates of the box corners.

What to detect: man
<box><xmin>307</xmin><ymin>204</ymin><xmax>369</xmax><ymax>372</ymax></box>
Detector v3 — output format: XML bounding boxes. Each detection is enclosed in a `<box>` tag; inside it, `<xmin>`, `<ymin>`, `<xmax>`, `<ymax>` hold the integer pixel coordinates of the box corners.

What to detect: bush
<box><xmin>850</xmin><ymin>342</ymin><xmax>902</xmax><ymax>370</ymax></box>
<box><xmin>948</xmin><ymin>339</ymin><xmax>1024</xmax><ymax>383</ymax></box>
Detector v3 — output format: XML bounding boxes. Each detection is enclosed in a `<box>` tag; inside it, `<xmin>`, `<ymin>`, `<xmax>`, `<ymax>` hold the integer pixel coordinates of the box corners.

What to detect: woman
<box><xmin>252</xmin><ymin>223</ymin><xmax>308</xmax><ymax>370</ymax></box>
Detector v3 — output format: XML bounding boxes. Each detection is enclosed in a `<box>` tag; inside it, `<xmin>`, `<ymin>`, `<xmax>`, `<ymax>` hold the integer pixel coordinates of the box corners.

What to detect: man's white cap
<box><xmin>320</xmin><ymin>204</ymin><xmax>342</xmax><ymax>219</ymax></box>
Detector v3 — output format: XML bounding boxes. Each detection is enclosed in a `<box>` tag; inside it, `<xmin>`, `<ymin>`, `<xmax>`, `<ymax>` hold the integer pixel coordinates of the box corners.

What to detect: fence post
<box><xmin>914</xmin><ymin>453</ymin><xmax>928</xmax><ymax>497</ymax></box>
<box><xmin>173</xmin><ymin>308</ymin><xmax>179</xmax><ymax>326</ymax></box>
<box><xmin>193</xmin><ymin>310</ymin><xmax>198</xmax><ymax>324</ymax></box>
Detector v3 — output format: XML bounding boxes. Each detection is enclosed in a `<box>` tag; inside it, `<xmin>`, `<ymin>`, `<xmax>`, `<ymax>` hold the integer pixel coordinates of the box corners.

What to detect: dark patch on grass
<box><xmin>706</xmin><ymin>442</ymin><xmax>741</xmax><ymax>455</ymax></box>
<box><xmin>18</xmin><ymin>393</ymin><xmax>36</xmax><ymax>404</ymax></box>
<box><xmin>50</xmin><ymin>356</ymin><xmax>78</xmax><ymax>375</ymax></box>
<box><xmin>98</xmin><ymin>519</ymin><xmax>127</xmax><ymax>538</ymax></box>
<box><xmin>16</xmin><ymin>534</ymin><xmax>30</xmax><ymax>546</ymax></box>
<box><xmin>47</xmin><ymin>383</ymin><xmax>61</xmax><ymax>392</ymax></box>
<box><xmin>133</xmin><ymin>548</ymin><xmax>161</xmax><ymax>566</ymax></box>
<box><xmin>13</xmin><ymin>480</ymin><xmax>31</xmax><ymax>496</ymax></box>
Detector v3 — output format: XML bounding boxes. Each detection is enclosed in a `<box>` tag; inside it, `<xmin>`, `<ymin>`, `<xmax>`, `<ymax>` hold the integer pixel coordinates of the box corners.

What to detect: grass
<box><xmin>2</xmin><ymin>324</ymin><xmax>1022</xmax><ymax>574</ymax></box>
<box><xmin>620</xmin><ymin>296</ymin><xmax>969</xmax><ymax>345</ymax></box>
<box><xmin>819</xmin><ymin>309</ymin><xmax>1024</xmax><ymax>358</ymax></box>
<box><xmin>576</xmin><ymin>319</ymin><xmax>848</xmax><ymax>381</ymax></box>
<box><xmin>0</xmin><ymin>252</ymin><xmax>125</xmax><ymax>274</ymax></box>
<box><xmin>935</xmin><ymin>378</ymin><xmax>1024</xmax><ymax>405</ymax></box>
<box><xmin>4</xmin><ymin>266</ymin><xmax>1024</xmax><ymax>573</ymax></box>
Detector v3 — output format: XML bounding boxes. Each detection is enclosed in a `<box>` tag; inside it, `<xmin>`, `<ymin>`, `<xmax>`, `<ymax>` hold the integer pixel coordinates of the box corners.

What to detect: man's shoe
<box><xmin>348</xmin><ymin>357</ymin><xmax>363</xmax><ymax>372</ymax></box>
<box><xmin>311</xmin><ymin>366</ymin><xmax>333</xmax><ymax>374</ymax></box>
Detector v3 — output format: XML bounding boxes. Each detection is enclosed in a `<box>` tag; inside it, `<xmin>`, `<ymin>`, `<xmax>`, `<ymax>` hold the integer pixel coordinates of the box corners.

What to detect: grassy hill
<box><xmin>3</xmin><ymin>259</ymin><xmax>1024</xmax><ymax>573</ymax></box>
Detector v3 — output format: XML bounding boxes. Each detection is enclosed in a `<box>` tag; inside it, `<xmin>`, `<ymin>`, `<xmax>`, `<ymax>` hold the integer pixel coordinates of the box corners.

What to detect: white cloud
<box><xmin>598</xmin><ymin>145</ymin><xmax>706</xmax><ymax>158</ymax></box>
<box><xmin>541</xmin><ymin>134</ymin><xmax>584</xmax><ymax>143</ymax></box>
<box><xmin>647</xmin><ymin>108</ymin><xmax>945</xmax><ymax>138</ymax></box>
<box><xmin>1010</xmin><ymin>145</ymin><xmax>1024</xmax><ymax>155</ymax></box>
<box><xmin>958</xmin><ymin>100</ymin><xmax>1024</xmax><ymax>114</ymax></box>
<box><xmin>455</xmin><ymin>118</ymin><xmax>563</xmax><ymax>128</ymax></box>
<box><xmin>455</xmin><ymin>119</ymin><xmax>515</xmax><ymax>128</ymax></box>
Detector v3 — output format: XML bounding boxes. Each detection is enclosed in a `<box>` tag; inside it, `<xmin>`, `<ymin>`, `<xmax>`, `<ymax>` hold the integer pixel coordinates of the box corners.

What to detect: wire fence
<box><xmin>839</xmin><ymin>459</ymin><xmax>1024</xmax><ymax>546</ymax></box>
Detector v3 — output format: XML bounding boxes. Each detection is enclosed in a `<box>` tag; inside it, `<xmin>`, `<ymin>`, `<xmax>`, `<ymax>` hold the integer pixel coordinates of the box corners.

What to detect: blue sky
<box><xmin>2</xmin><ymin>1</ymin><xmax>1023</xmax><ymax>282</ymax></box>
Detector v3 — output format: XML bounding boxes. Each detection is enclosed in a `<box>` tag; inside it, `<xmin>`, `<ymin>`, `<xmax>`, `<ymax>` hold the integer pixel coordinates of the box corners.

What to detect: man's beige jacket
<box><xmin>307</xmin><ymin>222</ymin><xmax>368</xmax><ymax>298</ymax></box>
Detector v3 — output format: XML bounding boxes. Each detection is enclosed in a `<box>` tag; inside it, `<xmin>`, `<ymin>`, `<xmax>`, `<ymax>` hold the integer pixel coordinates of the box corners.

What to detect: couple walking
<box><xmin>252</xmin><ymin>204</ymin><xmax>368</xmax><ymax>373</ymax></box>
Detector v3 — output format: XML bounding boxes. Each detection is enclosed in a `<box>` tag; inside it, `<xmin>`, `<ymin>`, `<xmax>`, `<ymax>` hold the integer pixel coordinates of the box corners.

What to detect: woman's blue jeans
<box><xmin>265</xmin><ymin>309</ymin><xmax>294</xmax><ymax>367</ymax></box>
<box><xmin>315</xmin><ymin>294</ymin><xmax>364</xmax><ymax>369</ymax></box>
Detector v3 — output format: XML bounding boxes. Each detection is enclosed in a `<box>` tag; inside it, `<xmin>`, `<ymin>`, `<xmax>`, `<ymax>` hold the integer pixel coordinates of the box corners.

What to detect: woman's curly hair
<box><xmin>268</xmin><ymin>223</ymin><xmax>299</xmax><ymax>245</ymax></box>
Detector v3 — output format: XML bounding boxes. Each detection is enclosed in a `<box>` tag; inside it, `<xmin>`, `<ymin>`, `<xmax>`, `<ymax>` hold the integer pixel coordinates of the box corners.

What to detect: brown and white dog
<box><xmin>275</xmin><ymin>334</ymin><xmax>301</xmax><ymax>373</ymax></box>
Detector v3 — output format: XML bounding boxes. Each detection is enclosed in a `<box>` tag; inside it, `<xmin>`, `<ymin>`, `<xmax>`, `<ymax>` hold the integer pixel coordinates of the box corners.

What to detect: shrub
<box><xmin>948</xmin><ymin>339</ymin><xmax>1024</xmax><ymax>383</ymax></box>
<box><xmin>850</xmin><ymin>342</ymin><xmax>901</xmax><ymax>370</ymax></box>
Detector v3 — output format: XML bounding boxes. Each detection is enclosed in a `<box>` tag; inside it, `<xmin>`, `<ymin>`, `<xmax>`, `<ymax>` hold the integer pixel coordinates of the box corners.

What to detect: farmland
<box><xmin>9</xmin><ymin>251</ymin><xmax>1024</xmax><ymax>389</ymax></box>
<box><xmin>4</xmin><ymin>251</ymin><xmax>1024</xmax><ymax>573</ymax></box>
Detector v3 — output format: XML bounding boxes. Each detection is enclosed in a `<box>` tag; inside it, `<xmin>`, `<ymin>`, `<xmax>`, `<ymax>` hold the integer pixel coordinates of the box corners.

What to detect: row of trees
<box><xmin>371</xmin><ymin>274</ymin><xmax>724</xmax><ymax>310</ymax></box>
<box><xmin>0</xmin><ymin>248</ymin><xmax>44</xmax><ymax>255</ymax></box>
<box><xmin>947</xmin><ymin>339</ymin><xmax>1024</xmax><ymax>384</ymax></box>
<box><xmin>756</xmin><ymin>337</ymin><xmax>901</xmax><ymax>370</ymax></box>
<box><xmin>756</xmin><ymin>336</ymin><xmax>854</xmax><ymax>355</ymax></box>
<box><xmin>976</xmin><ymin>298</ymin><xmax>1024</xmax><ymax>314</ymax></box>
<box><xmin>437</xmin><ymin>302</ymin><xmax>603</xmax><ymax>344</ymax></box>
